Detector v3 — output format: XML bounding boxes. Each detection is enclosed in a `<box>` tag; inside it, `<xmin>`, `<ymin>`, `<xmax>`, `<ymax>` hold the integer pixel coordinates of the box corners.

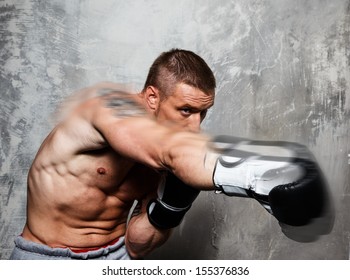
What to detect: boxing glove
<box><xmin>147</xmin><ymin>172</ymin><xmax>200</xmax><ymax>229</ymax></box>
<box><xmin>211</xmin><ymin>136</ymin><xmax>328</xmax><ymax>226</ymax></box>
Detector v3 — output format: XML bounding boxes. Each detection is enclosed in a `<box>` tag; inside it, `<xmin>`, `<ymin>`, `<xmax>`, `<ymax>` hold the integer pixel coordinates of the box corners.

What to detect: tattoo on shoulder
<box><xmin>103</xmin><ymin>91</ymin><xmax>146</xmax><ymax>118</ymax></box>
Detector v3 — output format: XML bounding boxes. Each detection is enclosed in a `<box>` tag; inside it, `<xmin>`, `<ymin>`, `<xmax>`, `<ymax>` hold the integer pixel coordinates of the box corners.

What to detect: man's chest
<box><xmin>115</xmin><ymin>163</ymin><xmax>163</xmax><ymax>201</ymax></box>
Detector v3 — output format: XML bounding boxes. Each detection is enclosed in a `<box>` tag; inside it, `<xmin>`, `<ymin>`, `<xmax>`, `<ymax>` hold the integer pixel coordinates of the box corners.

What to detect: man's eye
<box><xmin>180</xmin><ymin>108</ymin><xmax>192</xmax><ymax>115</ymax></box>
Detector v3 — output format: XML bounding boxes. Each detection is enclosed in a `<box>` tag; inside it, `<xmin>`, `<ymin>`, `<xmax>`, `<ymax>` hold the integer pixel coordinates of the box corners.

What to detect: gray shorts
<box><xmin>9</xmin><ymin>235</ymin><xmax>131</xmax><ymax>260</ymax></box>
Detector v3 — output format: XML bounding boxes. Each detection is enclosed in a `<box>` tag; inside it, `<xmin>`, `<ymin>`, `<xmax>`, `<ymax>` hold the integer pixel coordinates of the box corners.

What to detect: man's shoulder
<box><xmin>57</xmin><ymin>82</ymin><xmax>138</xmax><ymax>116</ymax></box>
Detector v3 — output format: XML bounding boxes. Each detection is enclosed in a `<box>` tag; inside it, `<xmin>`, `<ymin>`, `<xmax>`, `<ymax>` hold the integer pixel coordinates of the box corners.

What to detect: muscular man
<box><xmin>10</xmin><ymin>49</ymin><xmax>329</xmax><ymax>260</ymax></box>
<box><xmin>10</xmin><ymin>49</ymin><xmax>218</xmax><ymax>260</ymax></box>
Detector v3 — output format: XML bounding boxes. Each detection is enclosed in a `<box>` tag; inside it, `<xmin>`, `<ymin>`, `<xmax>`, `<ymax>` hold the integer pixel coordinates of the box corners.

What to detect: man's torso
<box><xmin>23</xmin><ymin>92</ymin><xmax>160</xmax><ymax>250</ymax></box>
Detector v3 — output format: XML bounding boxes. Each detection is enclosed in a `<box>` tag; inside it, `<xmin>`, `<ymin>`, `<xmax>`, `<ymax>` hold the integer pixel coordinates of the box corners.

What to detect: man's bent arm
<box><xmin>125</xmin><ymin>199</ymin><xmax>171</xmax><ymax>259</ymax></box>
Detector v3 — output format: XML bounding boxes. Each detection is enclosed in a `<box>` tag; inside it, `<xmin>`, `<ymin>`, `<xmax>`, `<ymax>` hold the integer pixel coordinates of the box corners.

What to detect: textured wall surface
<box><xmin>1</xmin><ymin>0</ymin><xmax>349</xmax><ymax>259</ymax></box>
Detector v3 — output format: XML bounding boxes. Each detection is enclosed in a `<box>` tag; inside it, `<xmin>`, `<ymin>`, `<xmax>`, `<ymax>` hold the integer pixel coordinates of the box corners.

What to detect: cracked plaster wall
<box><xmin>1</xmin><ymin>0</ymin><xmax>349</xmax><ymax>259</ymax></box>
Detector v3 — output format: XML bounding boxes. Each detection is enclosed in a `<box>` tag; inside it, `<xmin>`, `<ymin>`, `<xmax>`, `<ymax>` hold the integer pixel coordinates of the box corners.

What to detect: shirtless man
<box><xmin>10</xmin><ymin>49</ymin><xmax>328</xmax><ymax>260</ymax></box>
<box><xmin>10</xmin><ymin>49</ymin><xmax>218</xmax><ymax>259</ymax></box>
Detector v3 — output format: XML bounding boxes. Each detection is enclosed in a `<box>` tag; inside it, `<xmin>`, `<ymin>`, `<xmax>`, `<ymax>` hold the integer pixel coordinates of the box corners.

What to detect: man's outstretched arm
<box><xmin>91</xmin><ymin>90</ymin><xmax>331</xmax><ymax>233</ymax></box>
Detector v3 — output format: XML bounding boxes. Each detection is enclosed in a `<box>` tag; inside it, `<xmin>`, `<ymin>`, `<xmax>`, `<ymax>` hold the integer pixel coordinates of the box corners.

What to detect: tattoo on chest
<box><xmin>103</xmin><ymin>92</ymin><xmax>146</xmax><ymax>118</ymax></box>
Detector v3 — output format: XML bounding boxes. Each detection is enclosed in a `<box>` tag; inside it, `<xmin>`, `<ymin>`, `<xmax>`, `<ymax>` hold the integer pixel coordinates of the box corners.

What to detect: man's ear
<box><xmin>144</xmin><ymin>86</ymin><xmax>160</xmax><ymax>112</ymax></box>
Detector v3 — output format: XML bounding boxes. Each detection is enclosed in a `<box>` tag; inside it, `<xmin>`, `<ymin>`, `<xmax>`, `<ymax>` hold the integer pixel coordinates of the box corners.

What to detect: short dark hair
<box><xmin>143</xmin><ymin>49</ymin><xmax>216</xmax><ymax>98</ymax></box>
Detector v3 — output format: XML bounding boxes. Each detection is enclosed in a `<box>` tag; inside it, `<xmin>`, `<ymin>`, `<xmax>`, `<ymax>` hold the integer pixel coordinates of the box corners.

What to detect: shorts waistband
<box><xmin>69</xmin><ymin>237</ymin><xmax>120</xmax><ymax>253</ymax></box>
<box><xmin>12</xmin><ymin>235</ymin><xmax>130</xmax><ymax>259</ymax></box>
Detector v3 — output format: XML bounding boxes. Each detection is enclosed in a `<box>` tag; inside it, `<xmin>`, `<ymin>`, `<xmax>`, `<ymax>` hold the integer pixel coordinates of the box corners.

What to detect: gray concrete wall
<box><xmin>1</xmin><ymin>0</ymin><xmax>349</xmax><ymax>259</ymax></box>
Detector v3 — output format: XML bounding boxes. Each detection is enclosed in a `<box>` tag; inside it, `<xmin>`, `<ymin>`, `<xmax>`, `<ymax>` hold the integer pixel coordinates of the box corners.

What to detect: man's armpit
<box><xmin>103</xmin><ymin>92</ymin><xmax>146</xmax><ymax>118</ymax></box>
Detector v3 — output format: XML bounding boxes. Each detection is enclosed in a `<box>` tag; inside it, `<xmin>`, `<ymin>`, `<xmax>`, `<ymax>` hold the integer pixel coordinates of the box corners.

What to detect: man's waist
<box><xmin>22</xmin><ymin>223</ymin><xmax>126</xmax><ymax>252</ymax></box>
<box><xmin>69</xmin><ymin>236</ymin><xmax>122</xmax><ymax>253</ymax></box>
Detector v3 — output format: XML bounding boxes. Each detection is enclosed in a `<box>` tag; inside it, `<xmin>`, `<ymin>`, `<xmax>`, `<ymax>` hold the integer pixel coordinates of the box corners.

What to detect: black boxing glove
<box><xmin>147</xmin><ymin>173</ymin><xmax>200</xmax><ymax>229</ymax></box>
<box><xmin>211</xmin><ymin>136</ymin><xmax>328</xmax><ymax>226</ymax></box>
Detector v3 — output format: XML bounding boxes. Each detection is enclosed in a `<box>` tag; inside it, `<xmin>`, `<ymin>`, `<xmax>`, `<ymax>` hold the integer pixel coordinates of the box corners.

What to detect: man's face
<box><xmin>155</xmin><ymin>83</ymin><xmax>214</xmax><ymax>132</ymax></box>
